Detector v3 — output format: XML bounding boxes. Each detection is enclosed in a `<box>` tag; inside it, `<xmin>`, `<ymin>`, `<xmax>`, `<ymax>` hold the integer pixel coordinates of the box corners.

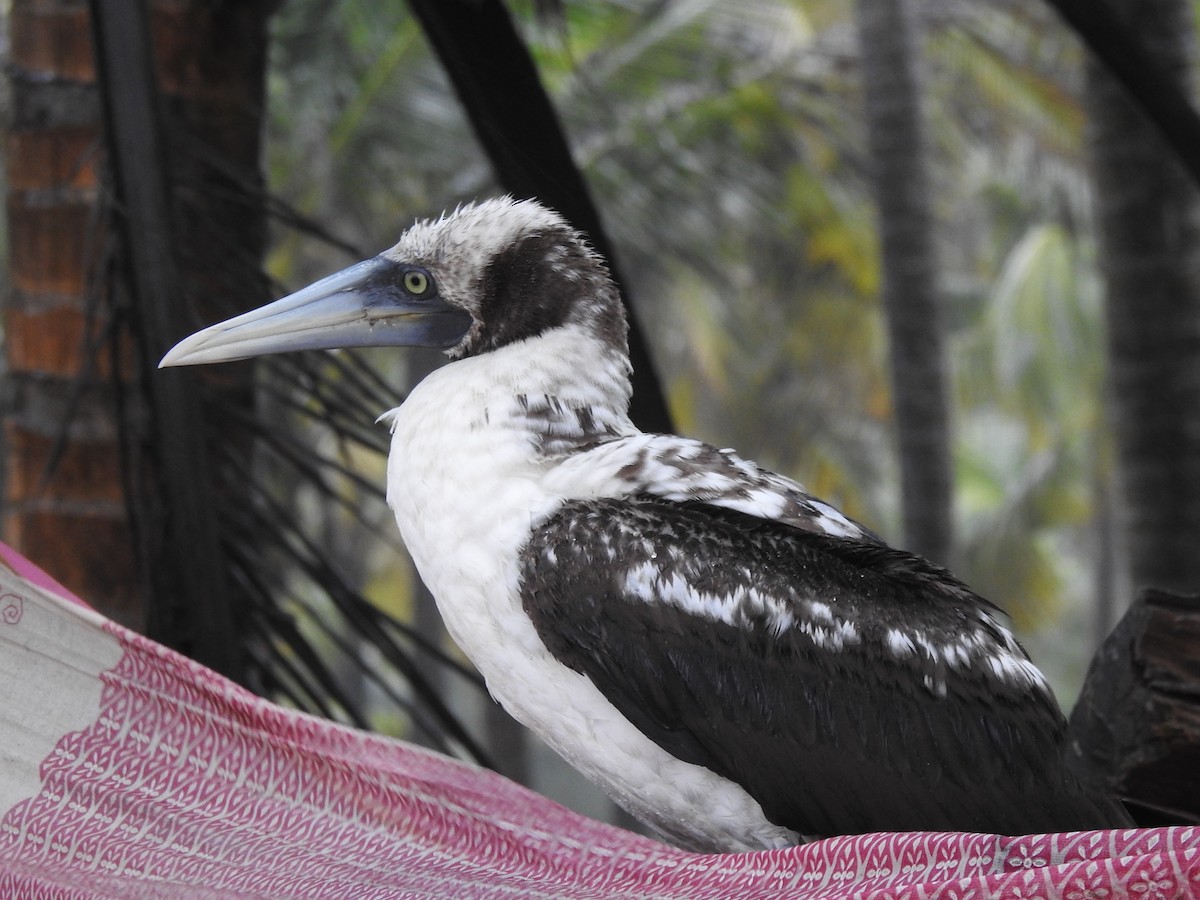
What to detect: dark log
<box><xmin>1067</xmin><ymin>588</ymin><xmax>1200</xmax><ymax>824</ymax></box>
<box><xmin>88</xmin><ymin>0</ymin><xmax>237</xmax><ymax>676</ymax></box>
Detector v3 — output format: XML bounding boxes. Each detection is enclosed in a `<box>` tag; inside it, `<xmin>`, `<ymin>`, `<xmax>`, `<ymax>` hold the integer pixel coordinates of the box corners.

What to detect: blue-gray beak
<box><xmin>159</xmin><ymin>257</ymin><xmax>472</xmax><ymax>367</ymax></box>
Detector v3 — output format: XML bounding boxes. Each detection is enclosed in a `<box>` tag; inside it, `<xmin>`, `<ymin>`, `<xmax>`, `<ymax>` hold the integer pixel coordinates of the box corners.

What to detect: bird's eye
<box><xmin>403</xmin><ymin>268</ymin><xmax>433</xmax><ymax>297</ymax></box>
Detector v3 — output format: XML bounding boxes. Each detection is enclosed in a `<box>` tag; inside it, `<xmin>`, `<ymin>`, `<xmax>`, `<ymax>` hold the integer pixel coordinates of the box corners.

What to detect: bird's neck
<box><xmin>404</xmin><ymin>322</ymin><xmax>637</xmax><ymax>455</ymax></box>
<box><xmin>381</xmin><ymin>322</ymin><xmax>636</xmax><ymax>665</ymax></box>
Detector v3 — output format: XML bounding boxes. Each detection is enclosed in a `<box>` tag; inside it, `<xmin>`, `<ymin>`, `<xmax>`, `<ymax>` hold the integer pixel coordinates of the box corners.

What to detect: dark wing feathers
<box><xmin>520</xmin><ymin>496</ymin><xmax>1130</xmax><ymax>837</ymax></box>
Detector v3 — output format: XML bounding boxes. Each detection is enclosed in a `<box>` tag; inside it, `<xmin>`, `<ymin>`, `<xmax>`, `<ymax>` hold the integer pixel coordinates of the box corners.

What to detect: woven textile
<box><xmin>1</xmin><ymin>543</ymin><xmax>1197</xmax><ymax>898</ymax></box>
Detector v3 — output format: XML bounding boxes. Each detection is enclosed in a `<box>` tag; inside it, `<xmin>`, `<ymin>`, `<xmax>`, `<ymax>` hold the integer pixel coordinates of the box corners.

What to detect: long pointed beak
<box><xmin>159</xmin><ymin>257</ymin><xmax>472</xmax><ymax>367</ymax></box>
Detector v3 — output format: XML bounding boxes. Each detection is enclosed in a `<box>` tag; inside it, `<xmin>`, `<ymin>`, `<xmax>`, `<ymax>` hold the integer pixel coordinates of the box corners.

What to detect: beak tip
<box><xmin>158</xmin><ymin>329</ymin><xmax>222</xmax><ymax>368</ymax></box>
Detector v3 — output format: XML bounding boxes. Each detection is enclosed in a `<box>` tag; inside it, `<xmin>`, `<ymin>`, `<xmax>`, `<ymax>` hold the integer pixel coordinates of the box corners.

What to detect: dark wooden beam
<box><xmin>1067</xmin><ymin>588</ymin><xmax>1200</xmax><ymax>824</ymax></box>
<box><xmin>1042</xmin><ymin>0</ymin><xmax>1200</xmax><ymax>188</ymax></box>
<box><xmin>88</xmin><ymin>0</ymin><xmax>239</xmax><ymax>677</ymax></box>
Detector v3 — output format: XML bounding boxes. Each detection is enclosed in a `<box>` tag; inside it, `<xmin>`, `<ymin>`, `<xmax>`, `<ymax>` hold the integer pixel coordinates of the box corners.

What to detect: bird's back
<box><xmin>522</xmin><ymin>496</ymin><xmax>1132</xmax><ymax>841</ymax></box>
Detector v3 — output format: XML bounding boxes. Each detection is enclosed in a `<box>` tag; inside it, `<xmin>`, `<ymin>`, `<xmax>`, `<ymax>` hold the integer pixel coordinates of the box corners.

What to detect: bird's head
<box><xmin>159</xmin><ymin>197</ymin><xmax>627</xmax><ymax>368</ymax></box>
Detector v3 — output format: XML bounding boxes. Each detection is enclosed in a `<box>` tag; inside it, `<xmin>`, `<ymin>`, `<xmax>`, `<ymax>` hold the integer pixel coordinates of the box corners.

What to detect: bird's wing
<box><xmin>544</xmin><ymin>433</ymin><xmax>883</xmax><ymax>543</ymax></box>
<box><xmin>520</xmin><ymin>496</ymin><xmax>1126</xmax><ymax>837</ymax></box>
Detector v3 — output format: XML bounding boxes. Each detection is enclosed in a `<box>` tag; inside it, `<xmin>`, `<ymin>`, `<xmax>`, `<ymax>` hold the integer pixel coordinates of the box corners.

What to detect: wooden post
<box><xmin>1067</xmin><ymin>588</ymin><xmax>1200</xmax><ymax>824</ymax></box>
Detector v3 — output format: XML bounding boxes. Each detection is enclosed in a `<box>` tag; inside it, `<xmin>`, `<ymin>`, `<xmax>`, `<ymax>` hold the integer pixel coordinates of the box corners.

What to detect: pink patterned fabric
<box><xmin>0</xmin><ymin>543</ymin><xmax>88</xmax><ymax>609</ymax></box>
<box><xmin>1</xmin><ymin>544</ymin><xmax>1197</xmax><ymax>898</ymax></box>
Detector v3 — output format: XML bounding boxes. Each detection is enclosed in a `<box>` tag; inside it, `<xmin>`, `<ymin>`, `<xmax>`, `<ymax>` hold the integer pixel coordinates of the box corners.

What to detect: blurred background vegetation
<box><xmin>4</xmin><ymin>0</ymin><xmax>1200</xmax><ymax>826</ymax></box>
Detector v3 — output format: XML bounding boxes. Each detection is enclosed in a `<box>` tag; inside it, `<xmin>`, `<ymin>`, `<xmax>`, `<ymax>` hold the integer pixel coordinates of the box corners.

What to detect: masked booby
<box><xmin>161</xmin><ymin>197</ymin><xmax>1130</xmax><ymax>851</ymax></box>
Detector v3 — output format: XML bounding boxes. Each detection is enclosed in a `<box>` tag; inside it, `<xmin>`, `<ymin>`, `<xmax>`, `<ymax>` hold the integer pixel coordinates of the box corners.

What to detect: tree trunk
<box><xmin>1084</xmin><ymin>0</ymin><xmax>1200</xmax><ymax>596</ymax></box>
<box><xmin>88</xmin><ymin>0</ymin><xmax>274</xmax><ymax>678</ymax></box>
<box><xmin>855</xmin><ymin>0</ymin><xmax>953</xmax><ymax>566</ymax></box>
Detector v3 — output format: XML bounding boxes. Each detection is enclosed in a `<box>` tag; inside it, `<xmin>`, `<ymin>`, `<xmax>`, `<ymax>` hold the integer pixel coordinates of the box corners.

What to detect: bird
<box><xmin>161</xmin><ymin>197</ymin><xmax>1131</xmax><ymax>852</ymax></box>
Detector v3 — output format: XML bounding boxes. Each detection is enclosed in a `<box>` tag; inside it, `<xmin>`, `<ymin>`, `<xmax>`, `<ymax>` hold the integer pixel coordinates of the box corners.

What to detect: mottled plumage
<box><xmin>522</xmin><ymin>498</ymin><xmax>1090</xmax><ymax>840</ymax></box>
<box><xmin>161</xmin><ymin>197</ymin><xmax>1131</xmax><ymax>851</ymax></box>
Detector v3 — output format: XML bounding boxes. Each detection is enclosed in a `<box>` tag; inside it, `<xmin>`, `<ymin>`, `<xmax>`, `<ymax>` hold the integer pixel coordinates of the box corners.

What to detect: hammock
<box><xmin>1</xmin><ymin>543</ymin><xmax>1196</xmax><ymax>898</ymax></box>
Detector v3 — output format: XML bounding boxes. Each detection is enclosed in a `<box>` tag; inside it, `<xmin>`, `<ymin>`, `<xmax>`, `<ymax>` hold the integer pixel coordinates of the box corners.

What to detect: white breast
<box><xmin>381</xmin><ymin>327</ymin><xmax>799</xmax><ymax>851</ymax></box>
